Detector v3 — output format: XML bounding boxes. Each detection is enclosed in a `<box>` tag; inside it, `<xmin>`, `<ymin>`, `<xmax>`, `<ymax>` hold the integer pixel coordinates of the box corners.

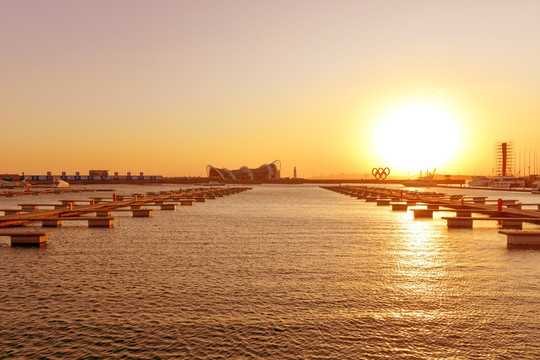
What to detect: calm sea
<box><xmin>1</xmin><ymin>184</ymin><xmax>539</xmax><ymax>359</ymax></box>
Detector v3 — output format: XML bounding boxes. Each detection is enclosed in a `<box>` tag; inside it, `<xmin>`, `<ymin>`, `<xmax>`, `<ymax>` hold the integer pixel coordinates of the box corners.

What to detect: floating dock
<box><xmin>321</xmin><ymin>185</ymin><xmax>540</xmax><ymax>248</ymax></box>
<box><xmin>0</xmin><ymin>187</ymin><xmax>251</xmax><ymax>245</ymax></box>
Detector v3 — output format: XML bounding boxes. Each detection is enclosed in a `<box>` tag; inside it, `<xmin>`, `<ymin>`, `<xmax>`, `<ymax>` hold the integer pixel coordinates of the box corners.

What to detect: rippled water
<box><xmin>1</xmin><ymin>184</ymin><xmax>539</xmax><ymax>359</ymax></box>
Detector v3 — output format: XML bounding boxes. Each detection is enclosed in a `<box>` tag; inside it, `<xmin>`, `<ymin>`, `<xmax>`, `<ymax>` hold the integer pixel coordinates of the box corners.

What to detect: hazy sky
<box><xmin>2</xmin><ymin>0</ymin><xmax>539</xmax><ymax>177</ymax></box>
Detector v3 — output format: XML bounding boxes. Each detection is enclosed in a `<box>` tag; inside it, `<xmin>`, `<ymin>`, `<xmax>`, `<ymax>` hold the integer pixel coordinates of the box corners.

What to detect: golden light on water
<box><xmin>369</xmin><ymin>212</ymin><xmax>458</xmax><ymax>327</ymax></box>
<box><xmin>372</xmin><ymin>103</ymin><xmax>461</xmax><ymax>173</ymax></box>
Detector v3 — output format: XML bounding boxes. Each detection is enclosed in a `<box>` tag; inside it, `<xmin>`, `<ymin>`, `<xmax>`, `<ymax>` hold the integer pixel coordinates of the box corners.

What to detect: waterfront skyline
<box><xmin>2</xmin><ymin>1</ymin><xmax>540</xmax><ymax>177</ymax></box>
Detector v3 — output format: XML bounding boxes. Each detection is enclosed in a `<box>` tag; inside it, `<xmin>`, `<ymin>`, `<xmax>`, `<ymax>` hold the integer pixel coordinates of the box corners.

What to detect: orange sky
<box><xmin>2</xmin><ymin>0</ymin><xmax>540</xmax><ymax>178</ymax></box>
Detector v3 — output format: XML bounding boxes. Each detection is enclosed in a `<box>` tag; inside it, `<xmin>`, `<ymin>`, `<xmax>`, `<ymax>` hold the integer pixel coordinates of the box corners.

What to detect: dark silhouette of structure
<box><xmin>207</xmin><ymin>160</ymin><xmax>281</xmax><ymax>182</ymax></box>
<box><xmin>494</xmin><ymin>141</ymin><xmax>514</xmax><ymax>176</ymax></box>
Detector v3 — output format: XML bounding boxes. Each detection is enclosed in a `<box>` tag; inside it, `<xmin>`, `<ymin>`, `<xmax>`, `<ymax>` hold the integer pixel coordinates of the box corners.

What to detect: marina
<box><xmin>1</xmin><ymin>183</ymin><xmax>539</xmax><ymax>358</ymax></box>
<box><xmin>322</xmin><ymin>184</ymin><xmax>540</xmax><ymax>247</ymax></box>
<box><xmin>0</xmin><ymin>186</ymin><xmax>250</xmax><ymax>245</ymax></box>
<box><xmin>4</xmin><ymin>1</ymin><xmax>540</xmax><ymax>357</ymax></box>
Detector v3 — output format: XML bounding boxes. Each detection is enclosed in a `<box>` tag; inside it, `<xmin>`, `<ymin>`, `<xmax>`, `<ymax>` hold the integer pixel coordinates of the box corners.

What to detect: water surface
<box><xmin>1</xmin><ymin>184</ymin><xmax>539</xmax><ymax>358</ymax></box>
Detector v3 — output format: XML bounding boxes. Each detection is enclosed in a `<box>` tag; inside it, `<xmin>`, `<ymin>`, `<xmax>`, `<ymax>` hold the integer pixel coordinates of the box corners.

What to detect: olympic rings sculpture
<box><xmin>372</xmin><ymin>167</ymin><xmax>390</xmax><ymax>180</ymax></box>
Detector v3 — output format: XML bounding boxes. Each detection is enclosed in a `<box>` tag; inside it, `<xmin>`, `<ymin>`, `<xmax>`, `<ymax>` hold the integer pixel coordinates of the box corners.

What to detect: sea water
<box><xmin>1</xmin><ymin>184</ymin><xmax>539</xmax><ymax>359</ymax></box>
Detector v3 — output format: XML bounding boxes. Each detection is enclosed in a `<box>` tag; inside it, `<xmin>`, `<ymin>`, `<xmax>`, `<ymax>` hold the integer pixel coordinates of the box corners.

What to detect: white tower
<box><xmin>293</xmin><ymin>167</ymin><xmax>297</xmax><ymax>179</ymax></box>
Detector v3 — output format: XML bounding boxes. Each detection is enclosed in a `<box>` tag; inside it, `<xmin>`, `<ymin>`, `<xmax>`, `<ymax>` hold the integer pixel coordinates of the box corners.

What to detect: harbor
<box><xmin>4</xmin><ymin>0</ymin><xmax>540</xmax><ymax>357</ymax></box>
<box><xmin>1</xmin><ymin>183</ymin><xmax>538</xmax><ymax>358</ymax></box>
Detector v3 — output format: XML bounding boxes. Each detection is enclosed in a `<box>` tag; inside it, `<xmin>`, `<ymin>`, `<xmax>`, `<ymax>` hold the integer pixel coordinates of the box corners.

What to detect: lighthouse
<box><xmin>293</xmin><ymin>167</ymin><xmax>297</xmax><ymax>179</ymax></box>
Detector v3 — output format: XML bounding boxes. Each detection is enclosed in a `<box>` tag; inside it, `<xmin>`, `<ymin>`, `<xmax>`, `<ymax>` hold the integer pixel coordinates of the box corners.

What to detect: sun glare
<box><xmin>373</xmin><ymin>103</ymin><xmax>460</xmax><ymax>173</ymax></box>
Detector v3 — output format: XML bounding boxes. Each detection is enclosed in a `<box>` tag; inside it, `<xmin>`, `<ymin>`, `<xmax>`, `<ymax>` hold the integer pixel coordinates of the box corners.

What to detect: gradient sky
<box><xmin>2</xmin><ymin>0</ymin><xmax>539</xmax><ymax>178</ymax></box>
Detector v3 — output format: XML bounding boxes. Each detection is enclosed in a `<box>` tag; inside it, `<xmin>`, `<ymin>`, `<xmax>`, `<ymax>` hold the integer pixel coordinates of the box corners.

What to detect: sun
<box><xmin>372</xmin><ymin>103</ymin><xmax>460</xmax><ymax>173</ymax></box>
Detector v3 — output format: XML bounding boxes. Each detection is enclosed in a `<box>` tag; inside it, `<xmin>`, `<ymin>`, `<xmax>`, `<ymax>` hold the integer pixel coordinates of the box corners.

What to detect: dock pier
<box><xmin>322</xmin><ymin>185</ymin><xmax>540</xmax><ymax>247</ymax></box>
<box><xmin>0</xmin><ymin>187</ymin><xmax>251</xmax><ymax>245</ymax></box>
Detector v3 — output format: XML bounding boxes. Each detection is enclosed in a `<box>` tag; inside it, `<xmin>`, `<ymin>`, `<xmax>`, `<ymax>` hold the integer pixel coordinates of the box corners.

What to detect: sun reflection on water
<box><xmin>377</xmin><ymin>212</ymin><xmax>466</xmax><ymax>324</ymax></box>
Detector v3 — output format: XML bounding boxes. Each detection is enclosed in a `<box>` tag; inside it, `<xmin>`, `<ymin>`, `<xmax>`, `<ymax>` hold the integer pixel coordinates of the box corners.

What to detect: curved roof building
<box><xmin>207</xmin><ymin>160</ymin><xmax>281</xmax><ymax>182</ymax></box>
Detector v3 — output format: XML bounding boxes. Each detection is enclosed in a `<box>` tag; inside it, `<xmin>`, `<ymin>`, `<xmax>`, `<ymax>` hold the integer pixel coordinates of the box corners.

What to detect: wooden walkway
<box><xmin>321</xmin><ymin>185</ymin><xmax>540</xmax><ymax>247</ymax></box>
<box><xmin>323</xmin><ymin>185</ymin><xmax>540</xmax><ymax>217</ymax></box>
<box><xmin>0</xmin><ymin>187</ymin><xmax>251</xmax><ymax>245</ymax></box>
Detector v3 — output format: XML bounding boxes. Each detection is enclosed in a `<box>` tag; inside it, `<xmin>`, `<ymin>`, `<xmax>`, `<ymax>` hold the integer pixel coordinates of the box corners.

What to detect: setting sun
<box><xmin>372</xmin><ymin>103</ymin><xmax>461</xmax><ymax>173</ymax></box>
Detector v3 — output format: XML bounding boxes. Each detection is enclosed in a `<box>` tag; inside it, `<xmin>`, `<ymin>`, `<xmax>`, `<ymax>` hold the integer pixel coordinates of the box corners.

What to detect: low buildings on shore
<box><xmin>23</xmin><ymin>170</ymin><xmax>163</xmax><ymax>182</ymax></box>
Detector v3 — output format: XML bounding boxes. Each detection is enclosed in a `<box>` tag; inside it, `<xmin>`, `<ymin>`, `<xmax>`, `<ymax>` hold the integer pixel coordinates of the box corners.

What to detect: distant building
<box><xmin>25</xmin><ymin>170</ymin><xmax>162</xmax><ymax>181</ymax></box>
<box><xmin>207</xmin><ymin>160</ymin><xmax>281</xmax><ymax>182</ymax></box>
<box><xmin>89</xmin><ymin>170</ymin><xmax>109</xmax><ymax>177</ymax></box>
<box><xmin>88</xmin><ymin>170</ymin><xmax>109</xmax><ymax>180</ymax></box>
